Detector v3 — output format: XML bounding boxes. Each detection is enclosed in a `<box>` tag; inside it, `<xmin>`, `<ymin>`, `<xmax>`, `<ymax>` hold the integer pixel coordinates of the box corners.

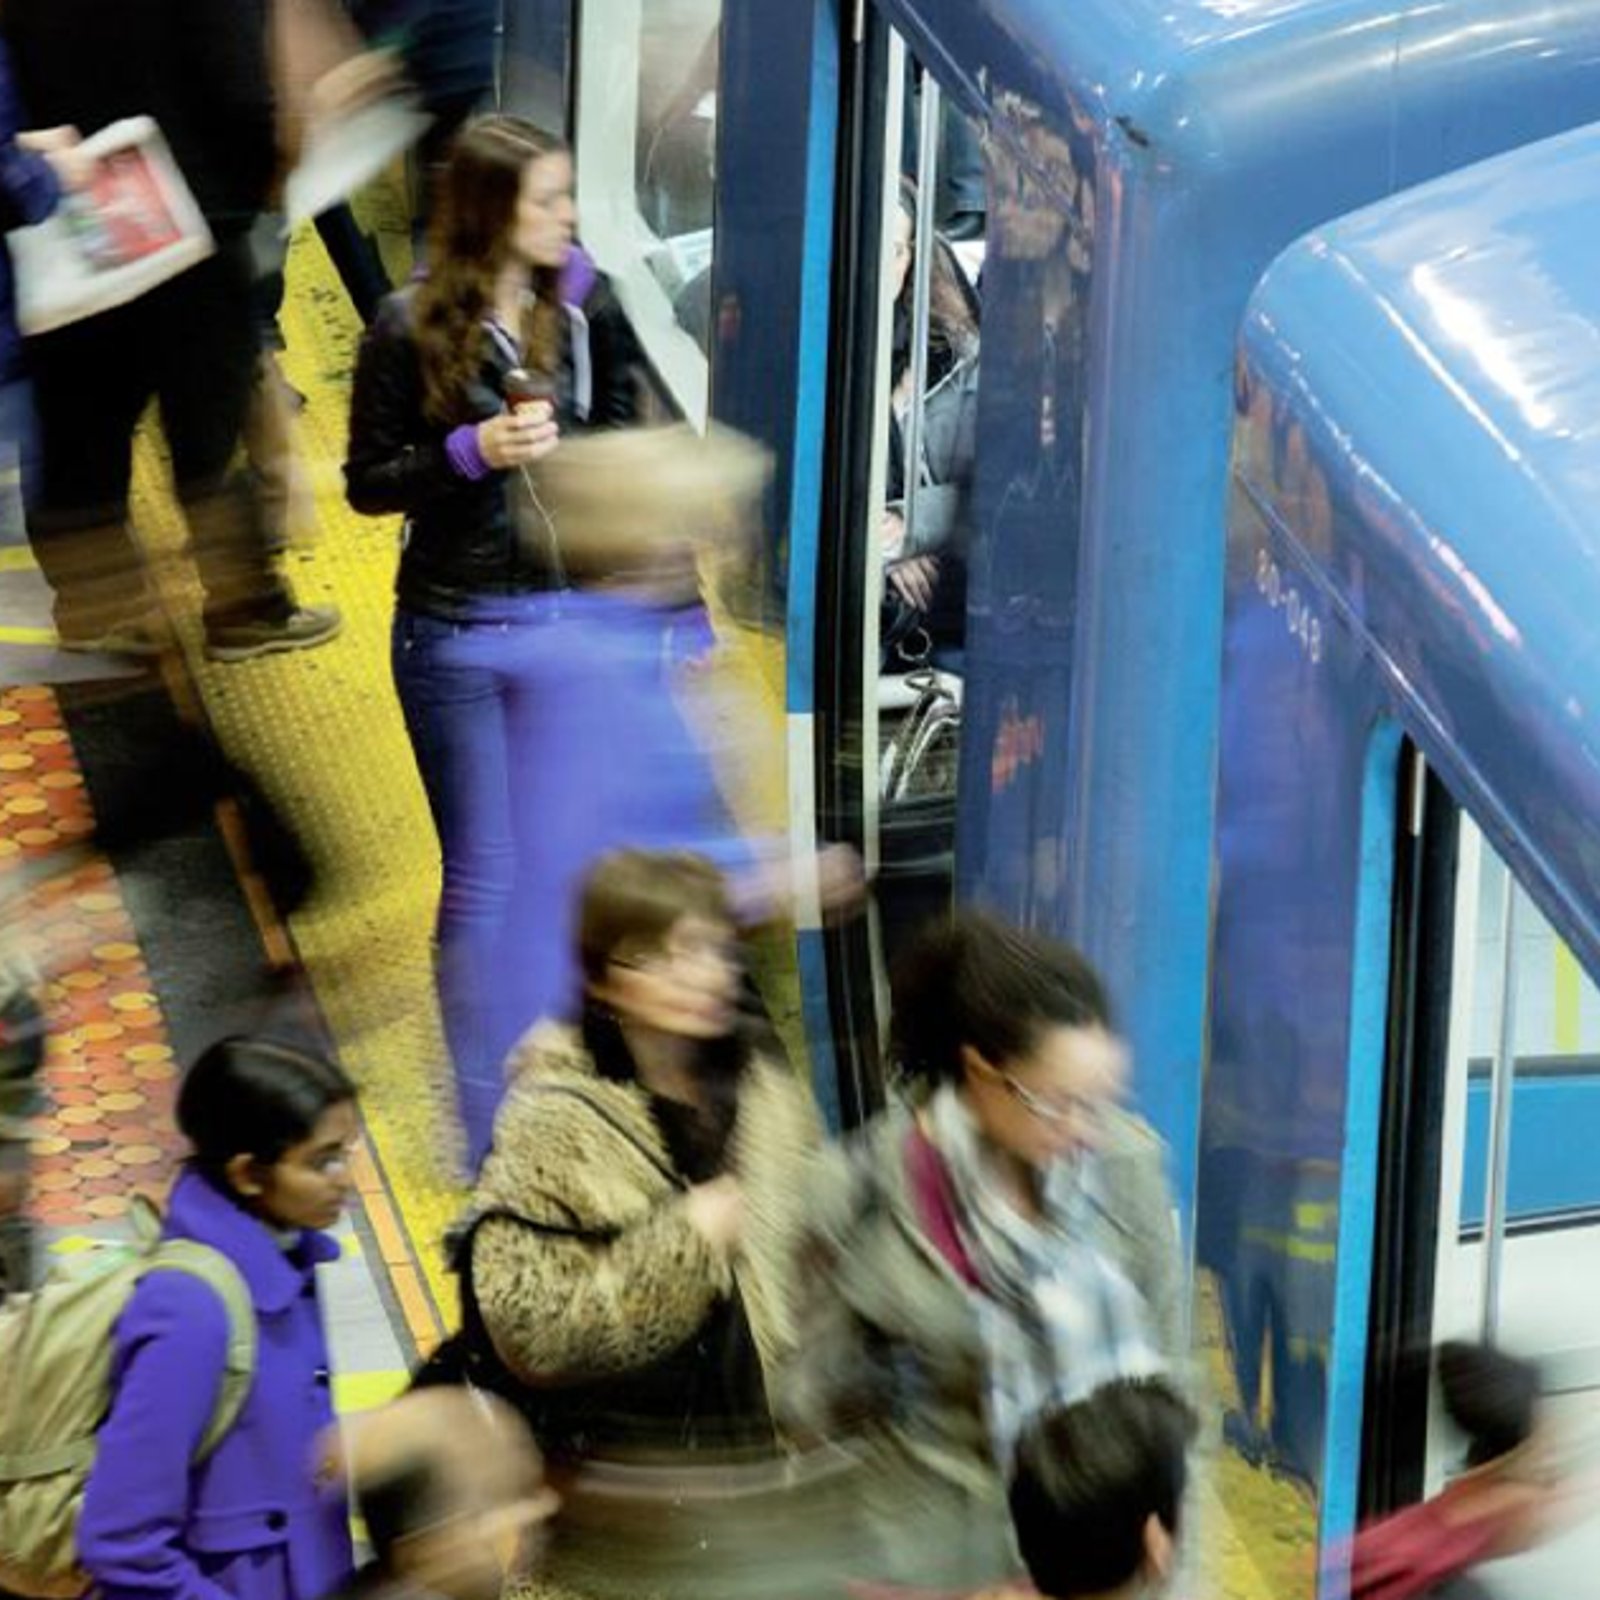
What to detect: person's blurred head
<box><xmin>1438</xmin><ymin>1341</ymin><xmax>1542</xmax><ymax>1470</ymax></box>
<box><xmin>891</xmin><ymin>912</ymin><xmax>1126</xmax><ymax>1171</ymax></box>
<box><xmin>890</xmin><ymin>178</ymin><xmax>979</xmax><ymax>383</ymax></box>
<box><xmin>530</xmin><ymin>423</ymin><xmax>770</xmax><ymax>589</ymax></box>
<box><xmin>342</xmin><ymin>1391</ymin><xmax>556</xmax><ymax>1600</ymax></box>
<box><xmin>177</xmin><ymin>1038</ymin><xmax>357</xmax><ymax>1231</ymax></box>
<box><xmin>580</xmin><ymin>851</ymin><xmax>743</xmax><ymax>1045</ymax></box>
<box><xmin>1010</xmin><ymin>1379</ymin><xmax>1197</xmax><ymax>1599</ymax></box>
<box><xmin>418</xmin><ymin>117</ymin><xmax>572</xmax><ymax>423</ymax></box>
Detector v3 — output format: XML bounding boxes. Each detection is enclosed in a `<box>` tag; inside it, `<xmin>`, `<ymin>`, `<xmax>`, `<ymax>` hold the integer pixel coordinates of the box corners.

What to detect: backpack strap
<box><xmin>145</xmin><ymin>1242</ymin><xmax>257</xmax><ymax>1462</ymax></box>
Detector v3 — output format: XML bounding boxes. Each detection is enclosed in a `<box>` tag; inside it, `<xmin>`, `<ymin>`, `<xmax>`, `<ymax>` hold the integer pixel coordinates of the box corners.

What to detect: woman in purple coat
<box><xmin>79</xmin><ymin>1039</ymin><xmax>360</xmax><ymax>1600</ymax></box>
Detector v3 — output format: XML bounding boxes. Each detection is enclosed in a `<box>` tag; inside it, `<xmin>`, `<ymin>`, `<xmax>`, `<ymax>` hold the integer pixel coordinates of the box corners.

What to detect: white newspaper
<box><xmin>282</xmin><ymin>93</ymin><xmax>430</xmax><ymax>231</ymax></box>
<box><xmin>10</xmin><ymin>117</ymin><xmax>214</xmax><ymax>337</ymax></box>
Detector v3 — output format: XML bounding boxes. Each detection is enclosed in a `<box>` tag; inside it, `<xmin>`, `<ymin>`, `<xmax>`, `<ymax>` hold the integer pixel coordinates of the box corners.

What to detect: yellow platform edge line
<box><xmin>0</xmin><ymin>546</ymin><xmax>38</xmax><ymax>572</ymax></box>
<box><xmin>333</xmin><ymin>1369</ymin><xmax>411</xmax><ymax>1416</ymax></box>
<box><xmin>0</xmin><ymin>625</ymin><xmax>55</xmax><ymax>645</ymax></box>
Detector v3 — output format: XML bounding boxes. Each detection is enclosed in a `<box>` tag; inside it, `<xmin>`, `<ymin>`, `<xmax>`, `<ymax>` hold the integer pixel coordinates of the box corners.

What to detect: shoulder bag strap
<box><xmin>145</xmin><ymin>1241</ymin><xmax>258</xmax><ymax>1461</ymax></box>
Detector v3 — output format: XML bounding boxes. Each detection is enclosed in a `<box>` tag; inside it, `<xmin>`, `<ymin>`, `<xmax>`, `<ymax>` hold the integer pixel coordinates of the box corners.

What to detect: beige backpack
<box><xmin>0</xmin><ymin>1198</ymin><xmax>256</xmax><ymax>1598</ymax></box>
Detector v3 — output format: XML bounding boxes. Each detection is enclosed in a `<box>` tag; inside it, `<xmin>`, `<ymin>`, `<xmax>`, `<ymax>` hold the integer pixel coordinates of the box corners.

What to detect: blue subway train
<box><xmin>499</xmin><ymin>6</ymin><xmax>1600</xmax><ymax>1204</ymax></box>
<box><xmin>491</xmin><ymin>5</ymin><xmax>1600</xmax><ymax>1583</ymax></box>
<box><xmin>1209</xmin><ymin>120</ymin><xmax>1600</xmax><ymax>1591</ymax></box>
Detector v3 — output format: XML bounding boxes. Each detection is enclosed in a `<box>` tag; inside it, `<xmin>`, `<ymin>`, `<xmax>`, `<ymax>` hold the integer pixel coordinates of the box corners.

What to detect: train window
<box><xmin>872</xmin><ymin>49</ymin><xmax>987</xmax><ymax>971</ymax></box>
<box><xmin>1424</xmin><ymin>812</ymin><xmax>1600</xmax><ymax>1488</ymax></box>
<box><xmin>571</xmin><ymin>0</ymin><xmax>720</xmax><ymax>423</ymax></box>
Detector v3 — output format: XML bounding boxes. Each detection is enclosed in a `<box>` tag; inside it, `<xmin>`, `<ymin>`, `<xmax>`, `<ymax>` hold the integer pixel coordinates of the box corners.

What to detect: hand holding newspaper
<box><xmin>10</xmin><ymin>117</ymin><xmax>213</xmax><ymax>338</ymax></box>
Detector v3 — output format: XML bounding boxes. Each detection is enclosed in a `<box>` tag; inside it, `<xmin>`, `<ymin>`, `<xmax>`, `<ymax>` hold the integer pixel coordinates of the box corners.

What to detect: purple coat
<box><xmin>79</xmin><ymin>1171</ymin><xmax>353</xmax><ymax>1600</ymax></box>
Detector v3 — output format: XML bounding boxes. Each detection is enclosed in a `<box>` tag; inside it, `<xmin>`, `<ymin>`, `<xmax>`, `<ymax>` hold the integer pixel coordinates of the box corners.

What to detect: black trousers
<box><xmin>26</xmin><ymin>238</ymin><xmax>289</xmax><ymax>634</ymax></box>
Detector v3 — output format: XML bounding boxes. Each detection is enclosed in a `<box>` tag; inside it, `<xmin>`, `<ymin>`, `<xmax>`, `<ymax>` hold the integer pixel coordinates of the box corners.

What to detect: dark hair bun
<box><xmin>890</xmin><ymin>910</ymin><xmax>1113</xmax><ymax>1088</ymax></box>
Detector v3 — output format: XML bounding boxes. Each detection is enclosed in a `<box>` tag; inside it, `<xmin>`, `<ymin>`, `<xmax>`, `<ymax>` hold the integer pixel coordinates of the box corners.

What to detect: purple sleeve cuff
<box><xmin>445</xmin><ymin>423</ymin><xmax>492</xmax><ymax>481</ymax></box>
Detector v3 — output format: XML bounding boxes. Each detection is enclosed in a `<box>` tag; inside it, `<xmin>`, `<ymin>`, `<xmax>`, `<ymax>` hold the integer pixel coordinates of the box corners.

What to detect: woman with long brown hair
<box><xmin>344</xmin><ymin>115</ymin><xmax>639</xmax><ymax>1168</ymax></box>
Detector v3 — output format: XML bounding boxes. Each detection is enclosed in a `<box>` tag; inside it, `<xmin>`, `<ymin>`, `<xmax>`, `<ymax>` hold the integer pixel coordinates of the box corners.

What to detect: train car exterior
<box><xmin>1207</xmin><ymin>121</ymin><xmax>1600</xmax><ymax>1595</ymax></box>
<box><xmin>865</xmin><ymin>0</ymin><xmax>1600</xmax><ymax>1222</ymax></box>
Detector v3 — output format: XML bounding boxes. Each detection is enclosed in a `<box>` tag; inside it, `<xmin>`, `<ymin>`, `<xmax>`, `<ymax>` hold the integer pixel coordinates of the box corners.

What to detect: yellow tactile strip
<box><xmin>129</xmin><ymin>222</ymin><xmax>465</xmax><ymax>1315</ymax></box>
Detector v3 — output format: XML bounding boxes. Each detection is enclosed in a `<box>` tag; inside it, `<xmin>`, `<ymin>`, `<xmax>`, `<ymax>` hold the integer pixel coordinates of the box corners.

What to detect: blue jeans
<box><xmin>392</xmin><ymin>599</ymin><xmax>561</xmax><ymax>1166</ymax></box>
<box><xmin>0</xmin><ymin>378</ymin><xmax>37</xmax><ymax>544</ymax></box>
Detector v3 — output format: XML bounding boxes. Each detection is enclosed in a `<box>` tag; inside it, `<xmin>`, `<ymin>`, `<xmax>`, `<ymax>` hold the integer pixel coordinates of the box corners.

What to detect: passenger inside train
<box><xmin>2</xmin><ymin>4</ymin><xmax>1599</xmax><ymax>1600</ymax></box>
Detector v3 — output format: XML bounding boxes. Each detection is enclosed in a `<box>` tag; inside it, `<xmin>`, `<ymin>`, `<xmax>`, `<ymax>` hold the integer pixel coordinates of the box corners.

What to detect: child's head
<box><xmin>1437</xmin><ymin>1340</ymin><xmax>1542</xmax><ymax>1469</ymax></box>
<box><xmin>343</xmin><ymin>1391</ymin><xmax>556</xmax><ymax>1600</ymax></box>
<box><xmin>1010</xmin><ymin>1379</ymin><xmax>1197</xmax><ymax>1599</ymax></box>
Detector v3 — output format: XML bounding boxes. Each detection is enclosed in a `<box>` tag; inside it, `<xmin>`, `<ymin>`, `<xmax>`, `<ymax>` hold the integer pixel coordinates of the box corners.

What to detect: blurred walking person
<box><xmin>782</xmin><ymin>912</ymin><xmax>1183</xmax><ymax>1593</ymax></box>
<box><xmin>0</xmin><ymin>39</ymin><xmax>85</xmax><ymax>521</ymax></box>
<box><xmin>5</xmin><ymin>0</ymin><xmax>341</xmax><ymax>659</ymax></box>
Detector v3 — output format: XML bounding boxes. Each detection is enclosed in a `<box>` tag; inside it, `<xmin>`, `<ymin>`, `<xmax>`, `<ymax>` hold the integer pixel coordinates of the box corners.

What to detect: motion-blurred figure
<box><xmin>344</xmin><ymin>0</ymin><xmax>497</xmax><ymax>246</ymax></box>
<box><xmin>0</xmin><ymin>40</ymin><xmax>85</xmax><ymax>518</ymax></box>
<box><xmin>345</xmin><ymin>115</ymin><xmax>640</xmax><ymax>1166</ymax></box>
<box><xmin>1348</xmin><ymin>1342</ymin><xmax>1591</xmax><ymax>1600</ymax></box>
<box><xmin>330</xmin><ymin>1390</ymin><xmax>556</xmax><ymax>1600</ymax></box>
<box><xmin>1004</xmin><ymin>1379</ymin><xmax>1198</xmax><ymax>1600</ymax></box>
<box><xmin>418</xmin><ymin>850</ymin><xmax>822</xmax><ymax>1595</ymax></box>
<box><xmin>0</xmin><ymin>933</ymin><xmax>45</xmax><ymax>1302</ymax></box>
<box><xmin>4</xmin><ymin>0</ymin><xmax>340</xmax><ymax>659</ymax></box>
<box><xmin>782</xmin><ymin>912</ymin><xmax>1183</xmax><ymax>1593</ymax></box>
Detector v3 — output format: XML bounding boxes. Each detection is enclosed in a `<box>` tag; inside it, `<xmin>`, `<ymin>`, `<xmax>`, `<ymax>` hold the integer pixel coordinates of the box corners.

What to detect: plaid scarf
<box><xmin>927</xmin><ymin>1088</ymin><xmax>1161</xmax><ymax>1467</ymax></box>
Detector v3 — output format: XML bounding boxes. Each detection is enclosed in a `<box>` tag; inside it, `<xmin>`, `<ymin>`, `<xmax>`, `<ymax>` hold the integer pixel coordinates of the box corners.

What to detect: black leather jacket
<box><xmin>345</xmin><ymin>277</ymin><xmax>640</xmax><ymax>620</ymax></box>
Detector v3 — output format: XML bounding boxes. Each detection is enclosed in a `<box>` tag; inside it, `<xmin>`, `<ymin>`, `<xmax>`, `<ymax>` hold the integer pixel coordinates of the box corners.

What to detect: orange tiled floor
<box><xmin>1</xmin><ymin>684</ymin><xmax>184</xmax><ymax>1227</ymax></box>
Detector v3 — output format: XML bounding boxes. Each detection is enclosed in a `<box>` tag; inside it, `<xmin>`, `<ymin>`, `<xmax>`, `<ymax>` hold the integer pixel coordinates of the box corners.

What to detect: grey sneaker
<box><xmin>56</xmin><ymin>618</ymin><xmax>170</xmax><ymax>657</ymax></box>
<box><xmin>204</xmin><ymin>604</ymin><xmax>343</xmax><ymax>663</ymax></box>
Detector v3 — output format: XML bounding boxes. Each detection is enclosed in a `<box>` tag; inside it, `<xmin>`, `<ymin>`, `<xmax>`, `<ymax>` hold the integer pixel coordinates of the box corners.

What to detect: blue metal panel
<box><xmin>779</xmin><ymin>0</ymin><xmax>841</xmax><ymax>716</ymax></box>
<box><xmin>877</xmin><ymin>0</ymin><xmax>1600</xmax><ymax>1228</ymax></box>
<box><xmin>711</xmin><ymin>0</ymin><xmax>837</xmax><ymax>631</ymax></box>
<box><xmin>1209</xmin><ymin>118</ymin><xmax>1600</xmax><ymax>1590</ymax></box>
<box><xmin>1322</xmin><ymin>723</ymin><xmax>1403</xmax><ymax>1558</ymax></box>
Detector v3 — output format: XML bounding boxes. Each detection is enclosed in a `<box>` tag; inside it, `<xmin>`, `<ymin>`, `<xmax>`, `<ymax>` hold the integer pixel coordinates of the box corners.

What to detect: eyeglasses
<box><xmin>995</xmin><ymin>1072</ymin><xmax>1101</xmax><ymax>1128</ymax></box>
<box><xmin>612</xmin><ymin>938</ymin><xmax>741</xmax><ymax>978</ymax></box>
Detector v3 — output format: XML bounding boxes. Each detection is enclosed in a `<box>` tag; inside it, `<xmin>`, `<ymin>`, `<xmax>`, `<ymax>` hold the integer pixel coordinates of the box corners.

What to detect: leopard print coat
<box><xmin>467</xmin><ymin>1021</ymin><xmax>821</xmax><ymax>1396</ymax></box>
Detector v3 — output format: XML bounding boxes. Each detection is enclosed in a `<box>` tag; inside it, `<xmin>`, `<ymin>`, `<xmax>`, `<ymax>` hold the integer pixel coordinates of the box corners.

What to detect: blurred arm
<box><xmin>0</xmin><ymin>52</ymin><xmax>60</xmax><ymax>231</ymax></box>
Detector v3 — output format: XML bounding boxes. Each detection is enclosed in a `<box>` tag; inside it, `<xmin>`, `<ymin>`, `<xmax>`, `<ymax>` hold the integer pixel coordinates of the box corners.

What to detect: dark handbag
<box><xmin>410</xmin><ymin>1084</ymin><xmax>730</xmax><ymax>1462</ymax></box>
<box><xmin>409</xmin><ymin>1204</ymin><xmax>627</xmax><ymax>1461</ymax></box>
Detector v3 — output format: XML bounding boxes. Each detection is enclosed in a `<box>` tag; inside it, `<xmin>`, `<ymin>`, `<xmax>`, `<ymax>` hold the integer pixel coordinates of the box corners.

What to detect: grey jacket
<box><xmin>779</xmin><ymin>1100</ymin><xmax>1184</xmax><ymax>1591</ymax></box>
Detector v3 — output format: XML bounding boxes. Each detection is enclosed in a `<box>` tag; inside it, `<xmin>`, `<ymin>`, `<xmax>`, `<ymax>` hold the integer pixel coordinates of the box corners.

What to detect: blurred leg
<box><xmin>25</xmin><ymin>307</ymin><xmax>159</xmax><ymax>641</ymax></box>
<box><xmin>154</xmin><ymin>243</ymin><xmax>293</xmax><ymax>630</ymax></box>
<box><xmin>313</xmin><ymin>203</ymin><xmax>391</xmax><ymax>324</ymax></box>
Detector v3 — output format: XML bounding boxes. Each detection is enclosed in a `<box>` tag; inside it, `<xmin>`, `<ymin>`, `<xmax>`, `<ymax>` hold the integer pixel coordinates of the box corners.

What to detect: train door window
<box><xmin>571</xmin><ymin>0</ymin><xmax>720</xmax><ymax>422</ymax></box>
<box><xmin>872</xmin><ymin>44</ymin><xmax>986</xmax><ymax>973</ymax></box>
<box><xmin>1408</xmin><ymin>808</ymin><xmax>1600</xmax><ymax>1523</ymax></box>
